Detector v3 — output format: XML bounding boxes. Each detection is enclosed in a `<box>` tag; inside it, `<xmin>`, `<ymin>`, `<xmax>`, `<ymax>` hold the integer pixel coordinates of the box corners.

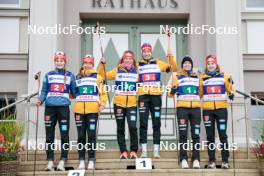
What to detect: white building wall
<box><xmin>25</xmin><ymin>0</ymin><xmax>252</xmax><ymax>148</ymax></box>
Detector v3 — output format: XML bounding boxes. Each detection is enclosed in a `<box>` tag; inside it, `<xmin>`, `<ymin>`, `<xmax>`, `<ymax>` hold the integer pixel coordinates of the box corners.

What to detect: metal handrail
<box><xmin>1</xmin><ymin>89</ymin><xmax>263</xmax><ymax>162</ymax></box>
<box><xmin>0</xmin><ymin>92</ymin><xmax>38</xmax><ymax>113</ymax></box>
<box><xmin>236</xmin><ymin>90</ymin><xmax>264</xmax><ymax>104</ymax></box>
<box><xmin>0</xmin><ymin>120</ymin><xmax>17</xmax><ymax>122</ymax></box>
<box><xmin>0</xmin><ymin>92</ymin><xmax>38</xmax><ymax>161</ymax></box>
<box><xmin>235</xmin><ymin>89</ymin><xmax>264</xmax><ymax>159</ymax></box>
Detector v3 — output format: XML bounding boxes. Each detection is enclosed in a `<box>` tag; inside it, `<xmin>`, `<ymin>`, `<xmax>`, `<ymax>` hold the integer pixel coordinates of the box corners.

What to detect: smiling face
<box><xmin>183</xmin><ymin>61</ymin><xmax>192</xmax><ymax>71</ymax></box>
<box><xmin>142</xmin><ymin>49</ymin><xmax>152</xmax><ymax>60</ymax></box>
<box><xmin>122</xmin><ymin>53</ymin><xmax>134</xmax><ymax>66</ymax></box>
<box><xmin>207</xmin><ymin>61</ymin><xmax>217</xmax><ymax>72</ymax></box>
<box><xmin>54</xmin><ymin>58</ymin><xmax>66</xmax><ymax>69</ymax></box>
<box><xmin>82</xmin><ymin>62</ymin><xmax>93</xmax><ymax>70</ymax></box>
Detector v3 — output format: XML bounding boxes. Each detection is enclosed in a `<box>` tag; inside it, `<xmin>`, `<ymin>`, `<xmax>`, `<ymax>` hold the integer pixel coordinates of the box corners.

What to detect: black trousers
<box><xmin>114</xmin><ymin>105</ymin><xmax>138</xmax><ymax>153</ymax></box>
<box><xmin>203</xmin><ymin>108</ymin><xmax>229</xmax><ymax>163</ymax></box>
<box><xmin>44</xmin><ymin>106</ymin><xmax>70</xmax><ymax>161</ymax></box>
<box><xmin>138</xmin><ymin>95</ymin><xmax>161</xmax><ymax>145</ymax></box>
<box><xmin>177</xmin><ymin>107</ymin><xmax>201</xmax><ymax>162</ymax></box>
<box><xmin>75</xmin><ymin>113</ymin><xmax>98</xmax><ymax>161</ymax></box>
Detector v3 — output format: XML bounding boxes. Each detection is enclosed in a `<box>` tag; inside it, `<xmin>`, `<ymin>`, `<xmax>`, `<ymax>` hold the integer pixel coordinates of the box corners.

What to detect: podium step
<box><xmin>17</xmin><ymin>149</ymin><xmax>262</xmax><ymax>176</ymax></box>
<box><xmin>17</xmin><ymin>169</ymin><xmax>261</xmax><ymax>176</ymax></box>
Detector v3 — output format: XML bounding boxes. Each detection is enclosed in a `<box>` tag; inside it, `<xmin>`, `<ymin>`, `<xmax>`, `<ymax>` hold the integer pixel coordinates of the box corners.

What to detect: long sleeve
<box><xmin>224</xmin><ymin>73</ymin><xmax>235</xmax><ymax>96</ymax></box>
<box><xmin>97</xmin><ymin>75</ymin><xmax>108</xmax><ymax>107</ymax></box>
<box><xmin>98</xmin><ymin>63</ymin><xmax>117</xmax><ymax>80</ymax></box>
<box><xmin>38</xmin><ymin>74</ymin><xmax>48</xmax><ymax>103</ymax></box>
<box><xmin>199</xmin><ymin>76</ymin><xmax>204</xmax><ymax>98</ymax></box>
<box><xmin>168</xmin><ymin>55</ymin><xmax>178</xmax><ymax>72</ymax></box>
<box><xmin>168</xmin><ymin>76</ymin><xmax>179</xmax><ymax>97</ymax></box>
<box><xmin>157</xmin><ymin>55</ymin><xmax>178</xmax><ymax>72</ymax></box>
<box><xmin>70</xmin><ymin>74</ymin><xmax>77</xmax><ymax>98</ymax></box>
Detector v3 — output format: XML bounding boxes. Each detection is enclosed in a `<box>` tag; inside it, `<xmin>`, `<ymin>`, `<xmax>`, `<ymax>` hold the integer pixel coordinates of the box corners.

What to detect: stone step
<box><xmin>21</xmin><ymin>149</ymin><xmax>256</xmax><ymax>161</ymax></box>
<box><xmin>18</xmin><ymin>159</ymin><xmax>260</xmax><ymax>172</ymax></box>
<box><xmin>17</xmin><ymin>169</ymin><xmax>261</xmax><ymax>176</ymax></box>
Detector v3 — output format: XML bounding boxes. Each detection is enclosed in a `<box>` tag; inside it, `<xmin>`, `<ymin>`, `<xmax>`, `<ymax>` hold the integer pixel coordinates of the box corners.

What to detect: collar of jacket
<box><xmin>139</xmin><ymin>57</ymin><xmax>157</xmax><ymax>64</ymax></box>
<box><xmin>80</xmin><ymin>69</ymin><xmax>97</xmax><ymax>78</ymax></box>
<box><xmin>178</xmin><ymin>69</ymin><xmax>197</xmax><ymax>77</ymax></box>
<box><xmin>55</xmin><ymin>68</ymin><xmax>66</xmax><ymax>74</ymax></box>
<box><xmin>117</xmin><ymin>64</ymin><xmax>137</xmax><ymax>73</ymax></box>
<box><xmin>85</xmin><ymin>69</ymin><xmax>97</xmax><ymax>74</ymax></box>
<box><xmin>203</xmin><ymin>69</ymin><xmax>224</xmax><ymax>78</ymax></box>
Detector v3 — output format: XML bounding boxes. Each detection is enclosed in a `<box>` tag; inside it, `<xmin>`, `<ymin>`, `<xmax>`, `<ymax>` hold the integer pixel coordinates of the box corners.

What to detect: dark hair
<box><xmin>181</xmin><ymin>55</ymin><xmax>193</xmax><ymax>69</ymax></box>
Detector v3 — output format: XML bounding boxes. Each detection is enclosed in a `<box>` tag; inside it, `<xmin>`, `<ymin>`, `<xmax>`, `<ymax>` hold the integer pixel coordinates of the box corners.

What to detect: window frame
<box><xmin>0</xmin><ymin>0</ymin><xmax>20</xmax><ymax>8</ymax></box>
<box><xmin>0</xmin><ymin>92</ymin><xmax>17</xmax><ymax>119</ymax></box>
<box><xmin>0</xmin><ymin>17</ymin><xmax>20</xmax><ymax>53</ymax></box>
<box><xmin>250</xmin><ymin>92</ymin><xmax>264</xmax><ymax>105</ymax></box>
<box><xmin>246</xmin><ymin>21</ymin><xmax>264</xmax><ymax>54</ymax></box>
<box><xmin>245</xmin><ymin>0</ymin><xmax>264</xmax><ymax>11</ymax></box>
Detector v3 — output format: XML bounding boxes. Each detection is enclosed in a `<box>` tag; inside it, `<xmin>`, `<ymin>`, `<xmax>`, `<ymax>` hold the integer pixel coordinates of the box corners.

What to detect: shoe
<box><xmin>45</xmin><ymin>161</ymin><xmax>54</xmax><ymax>171</ymax></box>
<box><xmin>153</xmin><ymin>150</ymin><xmax>160</xmax><ymax>159</ymax></box>
<box><xmin>192</xmin><ymin>160</ymin><xmax>200</xmax><ymax>169</ymax></box>
<box><xmin>207</xmin><ymin>161</ymin><xmax>216</xmax><ymax>169</ymax></box>
<box><xmin>120</xmin><ymin>151</ymin><xmax>128</xmax><ymax>159</ymax></box>
<box><xmin>78</xmin><ymin>160</ymin><xmax>85</xmax><ymax>170</ymax></box>
<box><xmin>87</xmin><ymin>160</ymin><xmax>95</xmax><ymax>170</ymax></box>
<box><xmin>221</xmin><ymin>162</ymin><xmax>229</xmax><ymax>169</ymax></box>
<box><xmin>129</xmin><ymin>151</ymin><xmax>138</xmax><ymax>159</ymax></box>
<box><xmin>56</xmin><ymin>160</ymin><xmax>65</xmax><ymax>171</ymax></box>
<box><xmin>140</xmin><ymin>151</ymin><xmax>148</xmax><ymax>158</ymax></box>
<box><xmin>181</xmin><ymin>159</ymin><xmax>189</xmax><ymax>169</ymax></box>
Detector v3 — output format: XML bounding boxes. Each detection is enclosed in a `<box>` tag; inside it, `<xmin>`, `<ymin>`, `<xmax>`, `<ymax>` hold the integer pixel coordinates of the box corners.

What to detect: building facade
<box><xmin>0</xmin><ymin>0</ymin><xmax>264</xmax><ymax>148</ymax></box>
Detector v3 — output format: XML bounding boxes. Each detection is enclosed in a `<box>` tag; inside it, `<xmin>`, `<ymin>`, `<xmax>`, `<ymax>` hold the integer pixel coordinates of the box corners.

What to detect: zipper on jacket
<box><xmin>126</xmin><ymin>95</ymin><xmax>128</xmax><ymax>108</ymax></box>
<box><xmin>214</xmin><ymin>101</ymin><xmax>216</xmax><ymax>110</ymax></box>
<box><xmin>84</xmin><ymin>102</ymin><xmax>85</xmax><ymax>114</ymax></box>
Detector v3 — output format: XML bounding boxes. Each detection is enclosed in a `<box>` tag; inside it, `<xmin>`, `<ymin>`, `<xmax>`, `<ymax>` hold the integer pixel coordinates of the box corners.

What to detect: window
<box><xmin>251</xmin><ymin>92</ymin><xmax>264</xmax><ymax>105</ymax></box>
<box><xmin>0</xmin><ymin>18</ymin><xmax>19</xmax><ymax>53</ymax></box>
<box><xmin>247</xmin><ymin>21</ymin><xmax>264</xmax><ymax>54</ymax></box>
<box><xmin>0</xmin><ymin>0</ymin><xmax>20</xmax><ymax>8</ymax></box>
<box><xmin>0</xmin><ymin>93</ymin><xmax>17</xmax><ymax>119</ymax></box>
<box><xmin>246</xmin><ymin>0</ymin><xmax>264</xmax><ymax>10</ymax></box>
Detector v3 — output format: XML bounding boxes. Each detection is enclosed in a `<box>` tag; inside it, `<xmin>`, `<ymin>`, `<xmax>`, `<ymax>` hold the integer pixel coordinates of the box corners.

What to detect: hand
<box><xmin>229</xmin><ymin>94</ymin><xmax>234</xmax><ymax>101</ymax></box>
<box><xmin>170</xmin><ymin>87</ymin><xmax>178</xmax><ymax>95</ymax></box>
<box><xmin>167</xmin><ymin>49</ymin><xmax>173</xmax><ymax>56</ymax></box>
<box><xmin>36</xmin><ymin>100</ymin><xmax>42</xmax><ymax>106</ymax></box>
<box><xmin>100</xmin><ymin>57</ymin><xmax>106</xmax><ymax>64</ymax></box>
<box><xmin>166</xmin><ymin>66</ymin><xmax>171</xmax><ymax>73</ymax></box>
<box><xmin>99</xmin><ymin>105</ymin><xmax>105</xmax><ymax>112</ymax></box>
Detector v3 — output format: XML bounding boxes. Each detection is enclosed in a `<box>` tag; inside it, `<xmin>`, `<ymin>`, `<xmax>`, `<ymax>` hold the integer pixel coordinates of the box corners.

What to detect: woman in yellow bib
<box><xmin>200</xmin><ymin>55</ymin><xmax>235</xmax><ymax>169</ymax></box>
<box><xmin>169</xmin><ymin>56</ymin><xmax>202</xmax><ymax>169</ymax></box>
<box><xmin>99</xmin><ymin>50</ymin><xmax>139</xmax><ymax>159</ymax></box>
<box><xmin>73</xmin><ymin>55</ymin><xmax>107</xmax><ymax>170</ymax></box>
